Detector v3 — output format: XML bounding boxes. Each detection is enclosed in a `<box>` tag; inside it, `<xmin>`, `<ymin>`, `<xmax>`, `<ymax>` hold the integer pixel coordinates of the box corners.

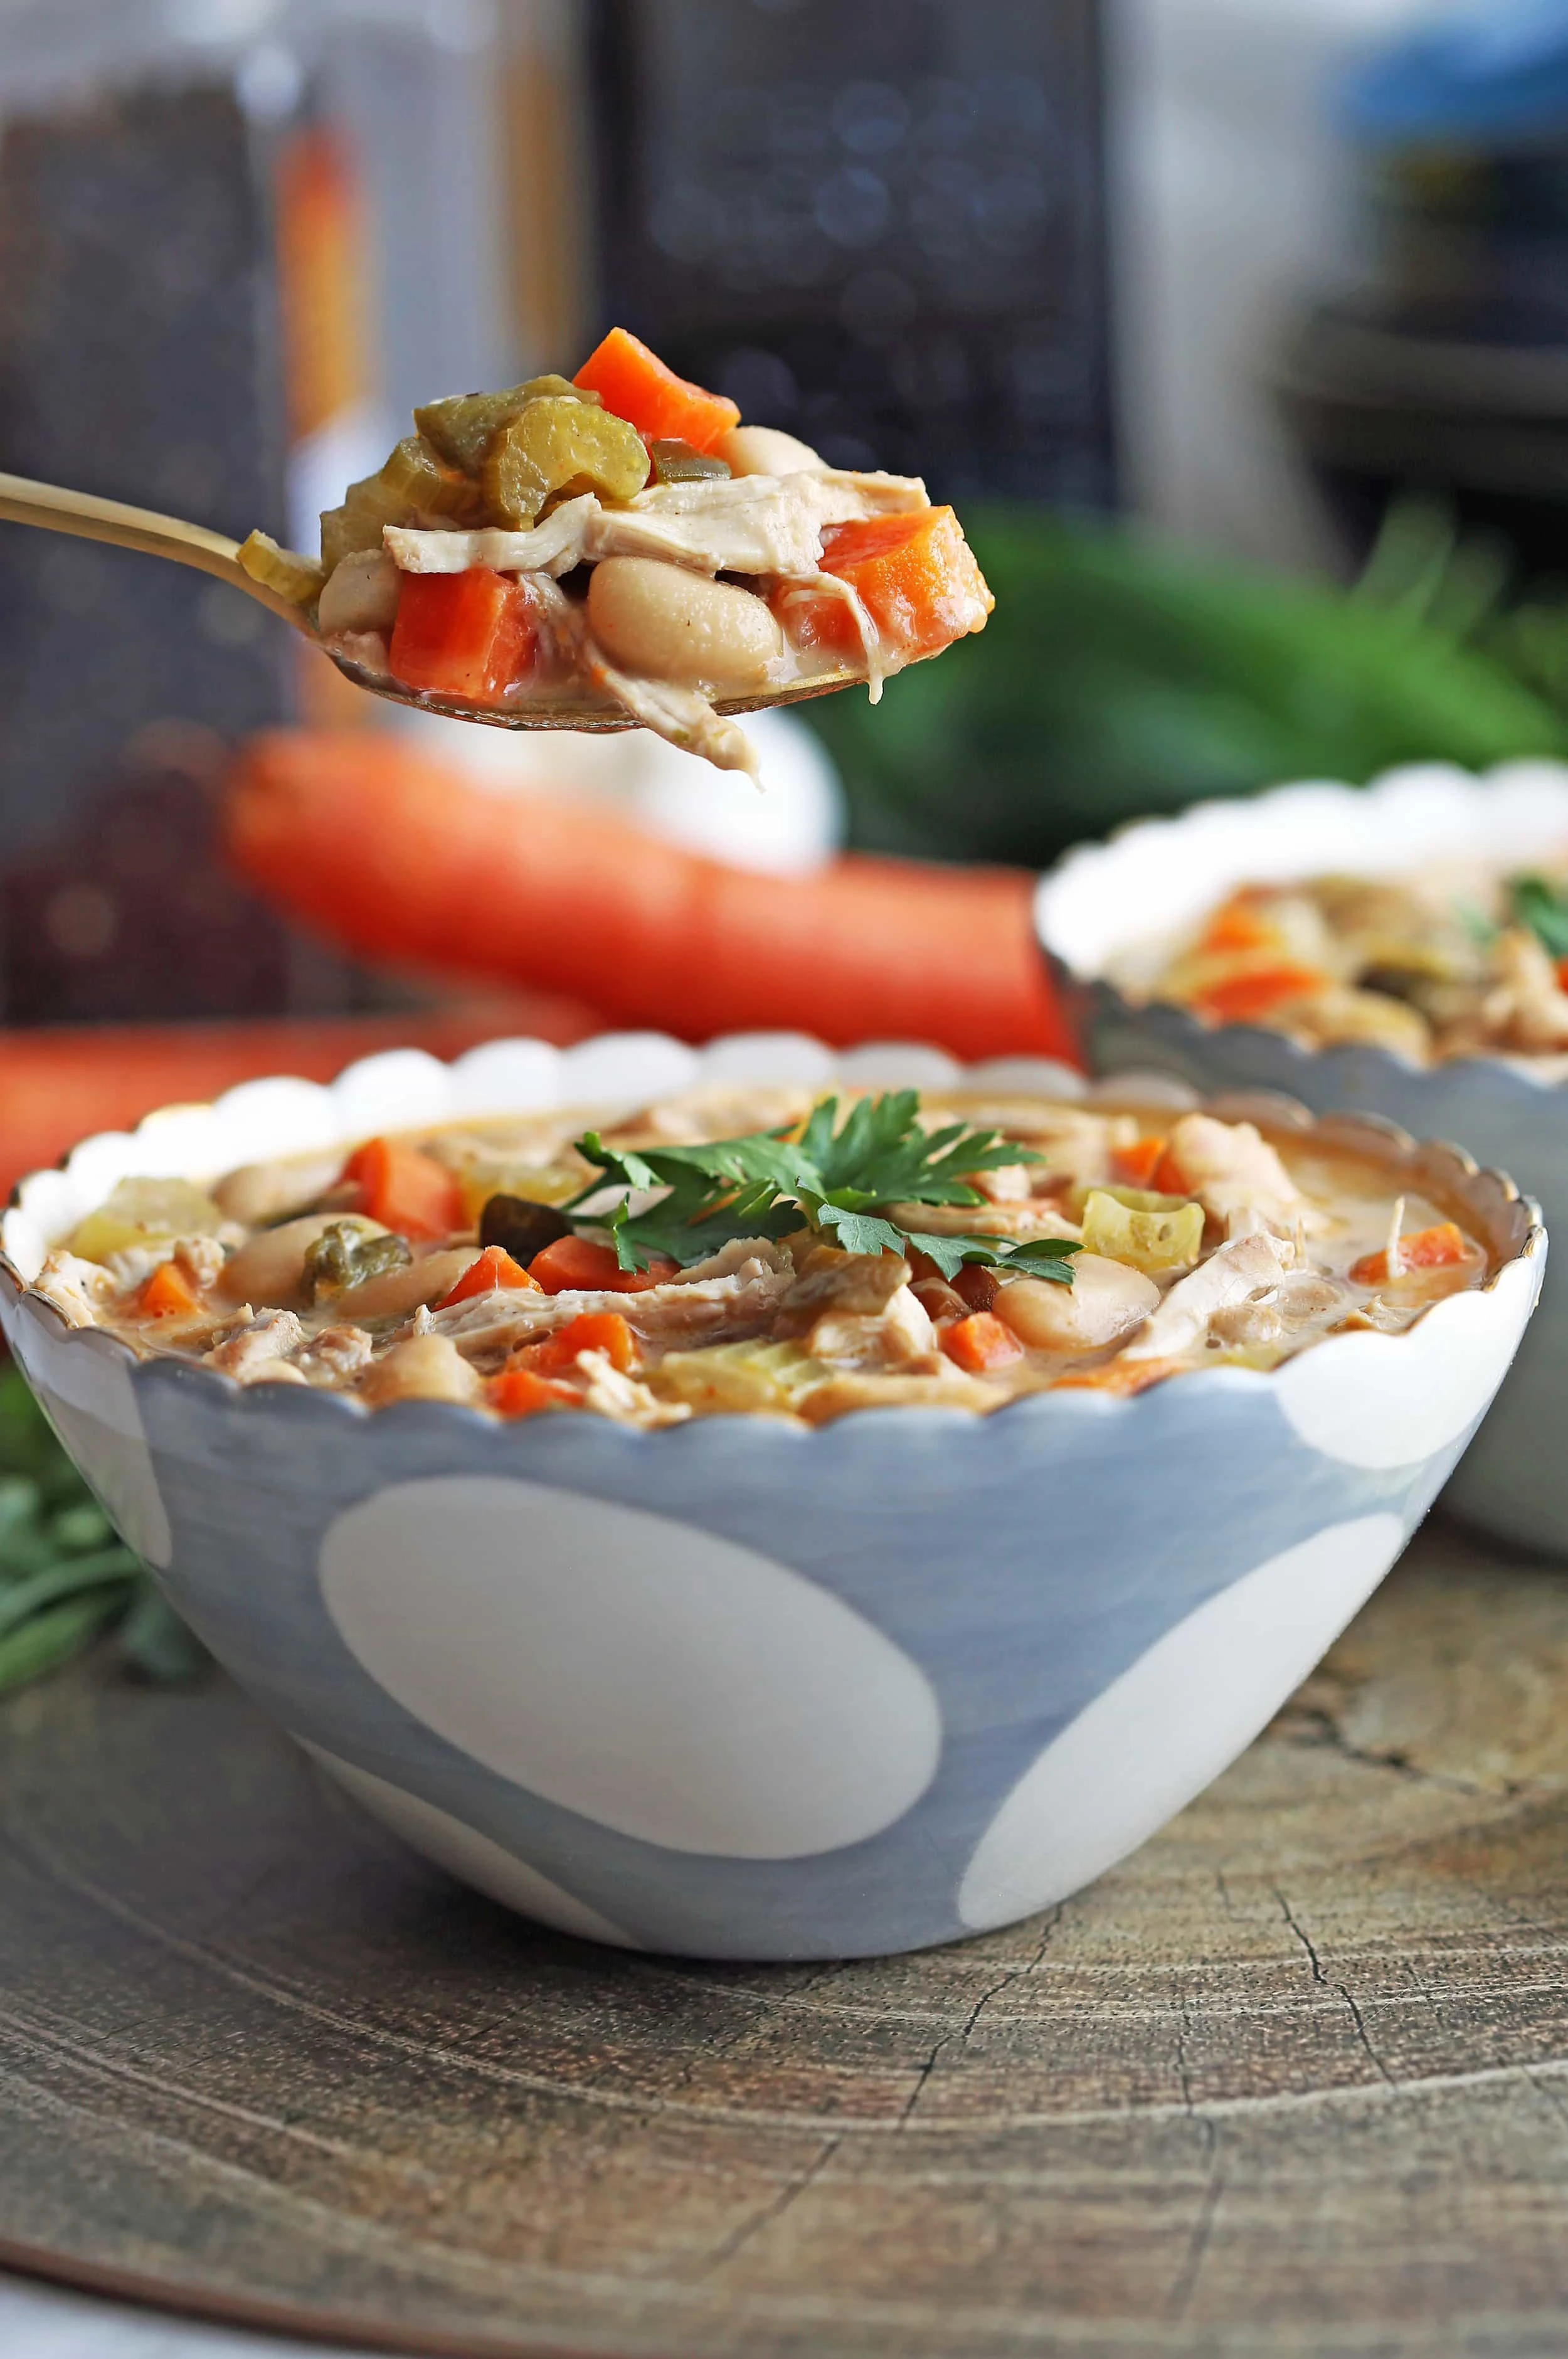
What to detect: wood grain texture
<box><xmin>2</xmin><ymin>1519</ymin><xmax>1567</xmax><ymax>2359</ymax></box>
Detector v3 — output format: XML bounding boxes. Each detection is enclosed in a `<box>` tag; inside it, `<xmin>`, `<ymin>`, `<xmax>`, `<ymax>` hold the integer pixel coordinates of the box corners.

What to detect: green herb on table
<box><xmin>568</xmin><ymin>1091</ymin><xmax>1081</xmax><ymax>1288</ymax></box>
<box><xmin>1510</xmin><ymin>875</ymin><xmax>1568</xmax><ymax>963</ymax></box>
<box><xmin>0</xmin><ymin>1366</ymin><xmax>205</xmax><ymax>1698</ymax></box>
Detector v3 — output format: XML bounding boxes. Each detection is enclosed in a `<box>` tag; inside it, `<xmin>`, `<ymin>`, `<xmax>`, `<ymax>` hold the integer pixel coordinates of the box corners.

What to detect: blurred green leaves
<box><xmin>802</xmin><ymin>508</ymin><xmax>1568</xmax><ymax>871</ymax></box>
<box><xmin>0</xmin><ymin>1365</ymin><xmax>204</xmax><ymax>1697</ymax></box>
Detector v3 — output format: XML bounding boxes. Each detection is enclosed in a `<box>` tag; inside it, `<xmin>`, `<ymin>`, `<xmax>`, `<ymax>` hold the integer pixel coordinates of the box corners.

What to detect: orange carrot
<box><xmin>513</xmin><ymin>1310</ymin><xmax>638</xmax><ymax>1376</ymax></box>
<box><xmin>573</xmin><ymin>327</ymin><xmax>739</xmax><ymax>452</ymax></box>
<box><xmin>136</xmin><ymin>1260</ymin><xmax>203</xmax><ymax>1320</ymax></box>
<box><xmin>779</xmin><ymin>508</ymin><xmax>993</xmax><ymax>663</ymax></box>
<box><xmin>487</xmin><ymin>1367</ymin><xmax>581</xmax><ymax>1418</ymax></box>
<box><xmin>344</xmin><ymin>1137</ymin><xmax>462</xmax><ymax>1241</ymax></box>
<box><xmin>1150</xmin><ymin>1147</ymin><xmax>1192</xmax><ymax>1198</ymax></box>
<box><xmin>1349</xmin><ymin>1222</ymin><xmax>1471</xmax><ymax>1286</ymax></box>
<box><xmin>388</xmin><ymin>568</ymin><xmax>536</xmax><ymax>702</ymax></box>
<box><xmin>226</xmin><ymin>733</ymin><xmax>1079</xmax><ymax>1064</ymax></box>
<box><xmin>0</xmin><ymin>1002</ymin><xmax>599</xmax><ymax>1205</ymax></box>
<box><xmin>1199</xmin><ymin>897</ymin><xmax>1281</xmax><ymax>958</ymax></box>
<box><xmin>940</xmin><ymin>1311</ymin><xmax>1022</xmax><ymax>1374</ymax></box>
<box><xmin>436</xmin><ymin>1244</ymin><xmax>539</xmax><ymax>1308</ymax></box>
<box><xmin>1112</xmin><ymin>1135</ymin><xmax>1168</xmax><ymax>1189</ymax></box>
<box><xmin>1192</xmin><ymin>964</ymin><xmax>1328</xmax><ymax>1024</ymax></box>
<box><xmin>1054</xmin><ymin>1356</ymin><xmax>1184</xmax><ymax>1397</ymax></box>
<box><xmin>527</xmin><ymin>1235</ymin><xmax>675</xmax><ymax>1295</ymax></box>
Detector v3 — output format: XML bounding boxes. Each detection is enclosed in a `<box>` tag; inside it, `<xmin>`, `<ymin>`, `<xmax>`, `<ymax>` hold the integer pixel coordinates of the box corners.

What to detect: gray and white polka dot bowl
<box><xmin>1036</xmin><ymin>760</ymin><xmax>1568</xmax><ymax>1557</ymax></box>
<box><xmin>0</xmin><ymin>1031</ymin><xmax>1544</xmax><ymax>1959</ymax></box>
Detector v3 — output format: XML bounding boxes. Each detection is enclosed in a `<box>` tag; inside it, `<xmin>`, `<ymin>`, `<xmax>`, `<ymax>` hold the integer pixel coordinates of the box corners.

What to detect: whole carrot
<box><xmin>0</xmin><ymin>1000</ymin><xmax>595</xmax><ymax>1197</ymax></box>
<box><xmin>226</xmin><ymin>732</ymin><xmax>1079</xmax><ymax>1063</ymax></box>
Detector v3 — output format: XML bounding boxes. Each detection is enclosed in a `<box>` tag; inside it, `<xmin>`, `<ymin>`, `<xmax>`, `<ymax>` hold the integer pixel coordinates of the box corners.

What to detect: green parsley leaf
<box><xmin>902</xmin><ymin>1231</ymin><xmax>1079</xmax><ymax>1286</ymax></box>
<box><xmin>566</xmin><ymin>1093</ymin><xmax>1076</xmax><ymax>1284</ymax></box>
<box><xmin>1511</xmin><ymin>874</ymin><xmax>1568</xmax><ymax>962</ymax></box>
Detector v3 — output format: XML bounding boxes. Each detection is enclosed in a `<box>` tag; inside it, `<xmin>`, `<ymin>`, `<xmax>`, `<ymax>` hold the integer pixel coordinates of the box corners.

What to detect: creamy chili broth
<box><xmin>1116</xmin><ymin>858</ymin><xmax>1568</xmax><ymax>1064</ymax></box>
<box><xmin>28</xmin><ymin>1087</ymin><xmax>1491</xmax><ymax>1428</ymax></box>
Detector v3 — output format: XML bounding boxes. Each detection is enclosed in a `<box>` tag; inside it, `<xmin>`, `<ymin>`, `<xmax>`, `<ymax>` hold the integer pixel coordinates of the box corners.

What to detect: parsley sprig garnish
<box><xmin>566</xmin><ymin>1089</ymin><xmax>1080</xmax><ymax>1287</ymax></box>
<box><xmin>1511</xmin><ymin>874</ymin><xmax>1568</xmax><ymax>961</ymax></box>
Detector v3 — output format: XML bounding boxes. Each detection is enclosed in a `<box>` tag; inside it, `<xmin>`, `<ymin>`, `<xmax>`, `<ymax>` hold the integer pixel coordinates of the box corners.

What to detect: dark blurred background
<box><xmin>4</xmin><ymin>0</ymin><xmax>1568</xmax><ymax>1032</ymax></box>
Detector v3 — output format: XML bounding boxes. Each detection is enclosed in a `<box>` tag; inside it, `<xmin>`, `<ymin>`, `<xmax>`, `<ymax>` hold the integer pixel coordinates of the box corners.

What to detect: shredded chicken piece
<box><xmin>32</xmin><ymin>1249</ymin><xmax>117</xmax><ymax>1328</ymax></box>
<box><xmin>1164</xmin><ymin>1115</ymin><xmax>1326</xmax><ymax>1236</ymax></box>
<box><xmin>385</xmin><ymin>470</ymin><xmax>926</xmax><ymax>583</ymax></box>
<box><xmin>204</xmin><ymin>1307</ymin><xmax>307</xmax><ymax>1380</ymax></box>
<box><xmin>295</xmin><ymin>1324</ymin><xmax>374</xmax><ymax>1382</ymax></box>
<box><xmin>778</xmin><ymin>1244</ymin><xmax>911</xmax><ymax>1332</ymax></box>
<box><xmin>435</xmin><ymin>1238</ymin><xmax>795</xmax><ymax>1358</ymax></box>
<box><xmin>1122</xmin><ymin>1232</ymin><xmax>1292</xmax><ymax>1361</ymax></box>
<box><xmin>1482</xmin><ymin>928</ymin><xmax>1568</xmax><ymax>1052</ymax></box>
<box><xmin>807</xmin><ymin>1284</ymin><xmax>936</xmax><ymax>1370</ymax></box>
<box><xmin>576</xmin><ymin>1351</ymin><xmax>691</xmax><ymax>1428</ymax></box>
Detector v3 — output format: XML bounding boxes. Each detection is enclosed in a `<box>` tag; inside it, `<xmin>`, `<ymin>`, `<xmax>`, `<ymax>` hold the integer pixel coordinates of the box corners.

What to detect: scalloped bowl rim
<box><xmin>0</xmin><ymin>1027</ymin><xmax>1542</xmax><ymax>1441</ymax></box>
<box><xmin>1034</xmin><ymin>757</ymin><xmax>1568</xmax><ymax>1094</ymax></box>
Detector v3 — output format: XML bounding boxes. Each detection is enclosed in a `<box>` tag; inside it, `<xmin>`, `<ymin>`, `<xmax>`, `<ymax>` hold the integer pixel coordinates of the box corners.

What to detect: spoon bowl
<box><xmin>323</xmin><ymin>641</ymin><xmax>861</xmax><ymax>729</ymax></box>
<box><xmin>0</xmin><ymin>467</ymin><xmax>862</xmax><ymax>729</ymax></box>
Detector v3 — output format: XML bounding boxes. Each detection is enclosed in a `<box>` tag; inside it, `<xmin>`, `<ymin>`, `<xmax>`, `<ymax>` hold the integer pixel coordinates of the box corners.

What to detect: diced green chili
<box><xmin>649</xmin><ymin>437</ymin><xmax>731</xmax><ymax>486</ymax></box>
<box><xmin>304</xmin><ymin>1221</ymin><xmax>413</xmax><ymax>1304</ymax></box>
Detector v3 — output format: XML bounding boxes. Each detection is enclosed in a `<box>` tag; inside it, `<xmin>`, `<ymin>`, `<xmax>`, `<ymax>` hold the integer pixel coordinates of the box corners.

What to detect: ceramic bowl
<box><xmin>0</xmin><ymin>1031</ymin><xmax>1543</xmax><ymax>1959</ymax></box>
<box><xmin>1036</xmin><ymin>758</ymin><xmax>1568</xmax><ymax>1555</ymax></box>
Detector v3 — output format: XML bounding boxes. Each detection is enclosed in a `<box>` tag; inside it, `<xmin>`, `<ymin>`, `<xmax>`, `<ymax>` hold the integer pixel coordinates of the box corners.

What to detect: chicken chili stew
<box><xmin>1117</xmin><ymin>862</ymin><xmax>1568</xmax><ymax>1064</ymax></box>
<box><xmin>238</xmin><ymin>327</ymin><xmax>992</xmax><ymax>777</ymax></box>
<box><xmin>29</xmin><ymin>1086</ymin><xmax>1493</xmax><ymax>1427</ymax></box>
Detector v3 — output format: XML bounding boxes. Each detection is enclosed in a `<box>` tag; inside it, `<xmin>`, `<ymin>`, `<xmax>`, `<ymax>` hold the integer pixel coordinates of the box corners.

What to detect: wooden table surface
<box><xmin>2</xmin><ymin>1517</ymin><xmax>1567</xmax><ymax>2359</ymax></box>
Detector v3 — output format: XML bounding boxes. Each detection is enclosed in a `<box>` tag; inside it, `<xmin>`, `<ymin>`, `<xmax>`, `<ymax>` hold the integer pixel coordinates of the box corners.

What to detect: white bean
<box><xmin>586</xmin><ymin>557</ymin><xmax>783</xmax><ymax>692</ymax></box>
<box><xmin>214</xmin><ymin>1147</ymin><xmax>346</xmax><ymax>1229</ymax></box>
<box><xmin>318</xmin><ymin>549</ymin><xmax>401</xmax><ymax>637</ymax></box>
<box><xmin>716</xmin><ymin>426</ymin><xmax>826</xmax><ymax>478</ymax></box>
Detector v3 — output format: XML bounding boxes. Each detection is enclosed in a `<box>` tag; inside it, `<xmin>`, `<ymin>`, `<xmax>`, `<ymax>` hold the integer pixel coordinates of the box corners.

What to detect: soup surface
<box><xmin>26</xmin><ymin>1087</ymin><xmax>1490</xmax><ymax>1426</ymax></box>
<box><xmin>1116</xmin><ymin>859</ymin><xmax>1568</xmax><ymax>1063</ymax></box>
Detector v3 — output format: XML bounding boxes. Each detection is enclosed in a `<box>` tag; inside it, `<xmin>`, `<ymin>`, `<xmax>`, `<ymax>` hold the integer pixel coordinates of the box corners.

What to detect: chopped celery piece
<box><xmin>414</xmin><ymin>377</ymin><xmax>600</xmax><ymax>477</ymax></box>
<box><xmin>70</xmin><ymin>1179</ymin><xmax>225</xmax><ymax>1265</ymax></box>
<box><xmin>376</xmin><ymin>434</ymin><xmax>488</xmax><ymax>522</ymax></box>
<box><xmin>652</xmin><ymin>1340</ymin><xmax>827</xmax><ymax>1418</ymax></box>
<box><xmin>649</xmin><ymin>437</ymin><xmax>731</xmax><ymax>486</ymax></box>
<box><xmin>236</xmin><ymin>530</ymin><xmax>324</xmax><ymax>608</ymax></box>
<box><xmin>1070</xmin><ymin>1181</ymin><xmax>1189</xmax><ymax>1218</ymax></box>
<box><xmin>481</xmin><ymin>397</ymin><xmax>650</xmax><ymax>529</ymax></box>
<box><xmin>1081</xmin><ymin>1188</ymin><xmax>1204</xmax><ymax>1277</ymax></box>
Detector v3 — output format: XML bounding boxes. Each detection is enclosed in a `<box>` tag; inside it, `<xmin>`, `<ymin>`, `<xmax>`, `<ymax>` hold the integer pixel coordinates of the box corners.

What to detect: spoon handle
<box><xmin>0</xmin><ymin>470</ymin><xmax>312</xmax><ymax>630</ymax></box>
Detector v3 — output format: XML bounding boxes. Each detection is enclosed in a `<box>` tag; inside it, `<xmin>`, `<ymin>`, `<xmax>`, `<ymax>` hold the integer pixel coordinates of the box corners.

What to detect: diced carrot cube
<box><xmin>527</xmin><ymin>1234</ymin><xmax>675</xmax><ymax>1295</ymax></box>
<box><xmin>1349</xmin><ymin>1221</ymin><xmax>1471</xmax><ymax>1286</ymax></box>
<box><xmin>777</xmin><ymin>506</ymin><xmax>993</xmax><ymax>664</ymax></box>
<box><xmin>513</xmin><ymin>1310</ymin><xmax>639</xmax><ymax>1377</ymax></box>
<box><xmin>435</xmin><ymin>1244</ymin><xmax>540</xmax><ymax>1310</ymax></box>
<box><xmin>940</xmin><ymin>1311</ymin><xmax>1024</xmax><ymax>1374</ymax></box>
<box><xmin>573</xmin><ymin>327</ymin><xmax>739</xmax><ymax>452</ymax></box>
<box><xmin>1199</xmin><ymin>898</ymin><xmax>1281</xmax><ymax>958</ymax></box>
<box><xmin>136</xmin><ymin>1259</ymin><xmax>203</xmax><ymax>1320</ymax></box>
<box><xmin>1190</xmin><ymin>963</ymin><xmax>1329</xmax><ymax>1024</ymax></box>
<box><xmin>389</xmin><ymin>568</ymin><xmax>538</xmax><ymax>703</ymax></box>
<box><xmin>343</xmin><ymin>1137</ymin><xmax>462</xmax><ymax>1242</ymax></box>
<box><xmin>1113</xmin><ymin>1135</ymin><xmax>1168</xmax><ymax>1189</ymax></box>
<box><xmin>1054</xmin><ymin>1356</ymin><xmax>1184</xmax><ymax>1397</ymax></box>
<box><xmin>487</xmin><ymin>1367</ymin><xmax>582</xmax><ymax>1418</ymax></box>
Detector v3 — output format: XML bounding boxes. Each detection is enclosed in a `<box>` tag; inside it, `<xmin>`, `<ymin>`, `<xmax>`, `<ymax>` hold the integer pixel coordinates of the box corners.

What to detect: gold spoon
<box><xmin>0</xmin><ymin>468</ymin><xmax>859</xmax><ymax>731</ymax></box>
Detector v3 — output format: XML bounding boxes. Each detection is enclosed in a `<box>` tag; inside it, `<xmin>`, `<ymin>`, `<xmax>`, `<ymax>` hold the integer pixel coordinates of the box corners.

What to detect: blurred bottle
<box><xmin>0</xmin><ymin>0</ymin><xmax>514</xmax><ymax>1027</ymax></box>
<box><xmin>579</xmin><ymin>0</ymin><xmax>1115</xmax><ymax>507</ymax></box>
